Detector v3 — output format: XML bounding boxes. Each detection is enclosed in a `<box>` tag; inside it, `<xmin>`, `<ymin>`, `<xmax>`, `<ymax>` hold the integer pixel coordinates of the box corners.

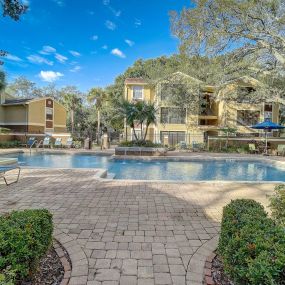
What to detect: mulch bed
<box><xmin>211</xmin><ymin>254</ymin><xmax>234</xmax><ymax>285</ymax></box>
<box><xmin>20</xmin><ymin>240</ymin><xmax>71</xmax><ymax>285</ymax></box>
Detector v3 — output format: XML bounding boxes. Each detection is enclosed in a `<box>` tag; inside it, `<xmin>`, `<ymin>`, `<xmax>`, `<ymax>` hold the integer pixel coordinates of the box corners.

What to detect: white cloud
<box><xmin>39</xmin><ymin>71</ymin><xmax>63</xmax><ymax>82</ymax></box>
<box><xmin>111</xmin><ymin>48</ymin><xmax>126</xmax><ymax>58</ymax></box>
<box><xmin>70</xmin><ymin>66</ymin><xmax>81</xmax><ymax>72</ymax></box>
<box><xmin>40</xmin><ymin>45</ymin><xmax>56</xmax><ymax>55</ymax></box>
<box><xmin>91</xmin><ymin>35</ymin><xmax>99</xmax><ymax>41</ymax></box>
<box><xmin>109</xmin><ymin>7</ymin><xmax>121</xmax><ymax>17</ymax></box>
<box><xmin>102</xmin><ymin>45</ymin><xmax>108</xmax><ymax>50</ymax></box>
<box><xmin>5</xmin><ymin>54</ymin><xmax>22</xmax><ymax>62</ymax></box>
<box><xmin>103</xmin><ymin>0</ymin><xmax>110</xmax><ymax>5</ymax></box>
<box><xmin>105</xmin><ymin>20</ymin><xmax>116</xmax><ymax>30</ymax></box>
<box><xmin>27</xmin><ymin>54</ymin><xmax>53</xmax><ymax>65</ymax></box>
<box><xmin>125</xmin><ymin>39</ymin><xmax>135</xmax><ymax>47</ymax></box>
<box><xmin>69</xmin><ymin>50</ymin><xmax>81</xmax><ymax>57</ymax></box>
<box><xmin>55</xmin><ymin>53</ymin><xmax>68</xmax><ymax>63</ymax></box>
<box><xmin>53</xmin><ymin>0</ymin><xmax>65</xmax><ymax>6</ymax></box>
<box><xmin>135</xmin><ymin>18</ymin><xmax>142</xmax><ymax>27</ymax></box>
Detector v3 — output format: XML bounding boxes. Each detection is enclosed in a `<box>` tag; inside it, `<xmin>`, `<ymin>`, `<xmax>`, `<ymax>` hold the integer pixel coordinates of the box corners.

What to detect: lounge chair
<box><xmin>66</xmin><ymin>137</ymin><xmax>73</xmax><ymax>148</ymax></box>
<box><xmin>43</xmin><ymin>137</ymin><xmax>51</xmax><ymax>148</ymax></box>
<box><xmin>0</xmin><ymin>165</ymin><xmax>21</xmax><ymax>186</ymax></box>
<box><xmin>54</xmin><ymin>138</ymin><xmax>62</xmax><ymax>148</ymax></box>
<box><xmin>249</xmin><ymin>143</ymin><xmax>258</xmax><ymax>154</ymax></box>
<box><xmin>25</xmin><ymin>137</ymin><xmax>36</xmax><ymax>148</ymax></box>
<box><xmin>277</xmin><ymin>145</ymin><xmax>285</xmax><ymax>156</ymax></box>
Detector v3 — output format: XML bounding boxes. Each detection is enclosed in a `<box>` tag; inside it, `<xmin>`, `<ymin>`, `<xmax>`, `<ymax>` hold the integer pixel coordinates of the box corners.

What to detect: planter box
<box><xmin>115</xmin><ymin>147</ymin><xmax>167</xmax><ymax>156</ymax></box>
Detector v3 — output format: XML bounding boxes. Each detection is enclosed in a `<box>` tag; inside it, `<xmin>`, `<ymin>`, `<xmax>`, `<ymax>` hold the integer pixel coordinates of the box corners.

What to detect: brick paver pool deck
<box><xmin>0</xmin><ymin>169</ymin><xmax>276</xmax><ymax>285</ymax></box>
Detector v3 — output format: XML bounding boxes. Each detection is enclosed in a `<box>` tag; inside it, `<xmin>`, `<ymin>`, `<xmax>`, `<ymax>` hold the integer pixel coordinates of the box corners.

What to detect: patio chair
<box><xmin>0</xmin><ymin>165</ymin><xmax>21</xmax><ymax>186</ymax></box>
<box><xmin>54</xmin><ymin>138</ymin><xmax>62</xmax><ymax>148</ymax></box>
<box><xmin>248</xmin><ymin>144</ymin><xmax>258</xmax><ymax>154</ymax></box>
<box><xmin>277</xmin><ymin>145</ymin><xmax>285</xmax><ymax>156</ymax></box>
<box><xmin>43</xmin><ymin>137</ymin><xmax>51</xmax><ymax>148</ymax></box>
<box><xmin>66</xmin><ymin>137</ymin><xmax>73</xmax><ymax>148</ymax></box>
<box><xmin>24</xmin><ymin>137</ymin><xmax>36</xmax><ymax>148</ymax></box>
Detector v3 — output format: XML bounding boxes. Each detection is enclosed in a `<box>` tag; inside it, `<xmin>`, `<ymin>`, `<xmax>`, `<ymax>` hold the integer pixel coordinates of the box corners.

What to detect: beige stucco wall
<box><xmin>4</xmin><ymin>105</ymin><xmax>27</xmax><ymax>123</ymax></box>
<box><xmin>28</xmin><ymin>100</ymin><xmax>45</xmax><ymax>125</ymax></box>
<box><xmin>54</xmin><ymin>101</ymin><xmax>67</xmax><ymax>129</ymax></box>
<box><xmin>0</xmin><ymin>106</ymin><xmax>4</xmax><ymax>122</ymax></box>
<box><xmin>125</xmin><ymin>85</ymin><xmax>154</xmax><ymax>102</ymax></box>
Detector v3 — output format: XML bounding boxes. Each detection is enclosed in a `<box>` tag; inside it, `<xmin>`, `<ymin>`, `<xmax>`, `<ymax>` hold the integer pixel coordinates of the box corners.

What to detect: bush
<box><xmin>269</xmin><ymin>184</ymin><xmax>285</xmax><ymax>227</ymax></box>
<box><xmin>218</xmin><ymin>199</ymin><xmax>285</xmax><ymax>285</ymax></box>
<box><xmin>119</xmin><ymin>140</ymin><xmax>163</xmax><ymax>148</ymax></box>
<box><xmin>0</xmin><ymin>141</ymin><xmax>21</xmax><ymax>149</ymax></box>
<box><xmin>0</xmin><ymin>209</ymin><xmax>53</xmax><ymax>283</ymax></box>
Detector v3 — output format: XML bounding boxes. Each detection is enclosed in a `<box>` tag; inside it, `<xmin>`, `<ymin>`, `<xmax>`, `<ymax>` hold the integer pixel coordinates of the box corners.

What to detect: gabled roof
<box><xmin>2</xmin><ymin>98</ymin><xmax>33</xmax><ymax>106</ymax></box>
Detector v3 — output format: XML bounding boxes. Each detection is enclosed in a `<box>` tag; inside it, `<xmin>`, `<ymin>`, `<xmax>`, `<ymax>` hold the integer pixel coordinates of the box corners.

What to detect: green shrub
<box><xmin>0</xmin><ymin>209</ymin><xmax>53</xmax><ymax>282</ymax></box>
<box><xmin>218</xmin><ymin>199</ymin><xmax>285</xmax><ymax>285</ymax></box>
<box><xmin>269</xmin><ymin>184</ymin><xmax>285</xmax><ymax>227</ymax></box>
<box><xmin>119</xmin><ymin>140</ymin><xmax>163</xmax><ymax>148</ymax></box>
<box><xmin>0</xmin><ymin>141</ymin><xmax>21</xmax><ymax>149</ymax></box>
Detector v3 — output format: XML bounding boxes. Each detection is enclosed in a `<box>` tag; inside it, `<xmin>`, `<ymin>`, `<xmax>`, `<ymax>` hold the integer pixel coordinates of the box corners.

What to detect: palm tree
<box><xmin>87</xmin><ymin>87</ymin><xmax>107</xmax><ymax>143</ymax></box>
<box><xmin>118</xmin><ymin>100</ymin><xmax>157</xmax><ymax>143</ymax></box>
<box><xmin>62</xmin><ymin>92</ymin><xmax>82</xmax><ymax>134</ymax></box>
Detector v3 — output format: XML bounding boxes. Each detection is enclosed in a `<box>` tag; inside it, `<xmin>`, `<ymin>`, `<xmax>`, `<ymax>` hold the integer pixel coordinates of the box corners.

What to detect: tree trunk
<box><xmin>143</xmin><ymin>124</ymin><xmax>149</xmax><ymax>142</ymax></box>
<box><xmin>132</xmin><ymin>127</ymin><xmax>138</xmax><ymax>141</ymax></box>
<box><xmin>97</xmin><ymin>109</ymin><xmax>100</xmax><ymax>144</ymax></box>
<box><xmin>71</xmin><ymin>109</ymin><xmax>74</xmax><ymax>134</ymax></box>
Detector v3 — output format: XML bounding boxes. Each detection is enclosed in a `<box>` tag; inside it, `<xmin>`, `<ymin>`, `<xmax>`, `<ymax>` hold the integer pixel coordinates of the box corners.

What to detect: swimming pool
<box><xmin>4</xmin><ymin>152</ymin><xmax>285</xmax><ymax>181</ymax></box>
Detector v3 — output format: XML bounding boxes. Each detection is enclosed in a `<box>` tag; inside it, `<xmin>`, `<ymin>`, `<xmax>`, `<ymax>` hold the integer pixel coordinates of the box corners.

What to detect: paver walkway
<box><xmin>0</xmin><ymin>169</ymin><xmax>275</xmax><ymax>285</ymax></box>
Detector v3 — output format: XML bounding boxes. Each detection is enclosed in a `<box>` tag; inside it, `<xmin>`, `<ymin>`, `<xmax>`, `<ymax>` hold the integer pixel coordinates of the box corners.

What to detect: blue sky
<box><xmin>1</xmin><ymin>0</ymin><xmax>190</xmax><ymax>91</ymax></box>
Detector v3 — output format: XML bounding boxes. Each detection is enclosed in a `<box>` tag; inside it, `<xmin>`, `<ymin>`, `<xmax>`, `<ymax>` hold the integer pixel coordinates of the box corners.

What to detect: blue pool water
<box><xmin>4</xmin><ymin>152</ymin><xmax>285</xmax><ymax>181</ymax></box>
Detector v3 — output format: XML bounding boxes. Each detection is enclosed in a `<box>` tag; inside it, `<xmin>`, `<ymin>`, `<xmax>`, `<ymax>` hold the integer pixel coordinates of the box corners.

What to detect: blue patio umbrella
<box><xmin>251</xmin><ymin>119</ymin><xmax>285</xmax><ymax>154</ymax></box>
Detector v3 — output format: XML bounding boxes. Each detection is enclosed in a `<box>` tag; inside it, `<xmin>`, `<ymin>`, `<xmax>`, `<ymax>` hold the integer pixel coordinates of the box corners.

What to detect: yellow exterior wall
<box><xmin>124</xmin><ymin>76</ymin><xmax>282</xmax><ymax>144</ymax></box>
<box><xmin>54</xmin><ymin>101</ymin><xmax>67</xmax><ymax>130</ymax></box>
<box><xmin>125</xmin><ymin>84</ymin><xmax>153</xmax><ymax>102</ymax></box>
<box><xmin>28</xmin><ymin>100</ymin><xmax>45</xmax><ymax>125</ymax></box>
<box><xmin>0</xmin><ymin>106</ymin><xmax>4</xmax><ymax>122</ymax></box>
<box><xmin>4</xmin><ymin>105</ymin><xmax>27</xmax><ymax>123</ymax></box>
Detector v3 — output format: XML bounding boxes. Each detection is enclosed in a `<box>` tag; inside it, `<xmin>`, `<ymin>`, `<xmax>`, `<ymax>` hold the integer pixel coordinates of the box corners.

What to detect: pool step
<box><xmin>106</xmin><ymin>173</ymin><xmax>116</xmax><ymax>179</ymax></box>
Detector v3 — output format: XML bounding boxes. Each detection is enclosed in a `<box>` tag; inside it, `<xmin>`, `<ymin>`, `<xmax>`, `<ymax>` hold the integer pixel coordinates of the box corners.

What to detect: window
<box><xmin>160</xmin><ymin>131</ymin><xmax>186</xmax><ymax>146</ymax></box>
<box><xmin>133</xmin><ymin>86</ymin><xmax>143</xmax><ymax>100</ymax></box>
<box><xmin>264</xmin><ymin>104</ymin><xmax>272</xmax><ymax>120</ymax></box>
<box><xmin>237</xmin><ymin>110</ymin><xmax>260</xmax><ymax>126</ymax></box>
<box><xmin>46</xmin><ymin>107</ymin><xmax>53</xmax><ymax>121</ymax></box>
<box><xmin>160</xmin><ymin>107</ymin><xmax>186</xmax><ymax>124</ymax></box>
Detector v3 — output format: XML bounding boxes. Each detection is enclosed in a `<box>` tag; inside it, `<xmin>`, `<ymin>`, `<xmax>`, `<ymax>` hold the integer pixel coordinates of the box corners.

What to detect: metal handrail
<box><xmin>37</xmin><ymin>140</ymin><xmax>43</xmax><ymax>150</ymax></box>
<box><xmin>29</xmin><ymin>140</ymin><xmax>38</xmax><ymax>154</ymax></box>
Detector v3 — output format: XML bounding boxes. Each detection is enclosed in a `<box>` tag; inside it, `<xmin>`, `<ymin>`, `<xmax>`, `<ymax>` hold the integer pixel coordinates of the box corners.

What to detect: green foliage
<box><xmin>118</xmin><ymin>100</ymin><xmax>157</xmax><ymax>142</ymax></box>
<box><xmin>0</xmin><ymin>71</ymin><xmax>5</xmax><ymax>91</ymax></box>
<box><xmin>0</xmin><ymin>209</ymin><xmax>53</xmax><ymax>281</ymax></box>
<box><xmin>0</xmin><ymin>268</ymin><xmax>16</xmax><ymax>285</ymax></box>
<box><xmin>0</xmin><ymin>128</ymin><xmax>10</xmax><ymax>134</ymax></box>
<box><xmin>119</xmin><ymin>140</ymin><xmax>163</xmax><ymax>148</ymax></box>
<box><xmin>218</xmin><ymin>199</ymin><xmax>285</xmax><ymax>285</ymax></box>
<box><xmin>269</xmin><ymin>184</ymin><xmax>285</xmax><ymax>227</ymax></box>
<box><xmin>2</xmin><ymin>0</ymin><xmax>28</xmax><ymax>21</ymax></box>
<box><xmin>0</xmin><ymin>141</ymin><xmax>21</xmax><ymax>149</ymax></box>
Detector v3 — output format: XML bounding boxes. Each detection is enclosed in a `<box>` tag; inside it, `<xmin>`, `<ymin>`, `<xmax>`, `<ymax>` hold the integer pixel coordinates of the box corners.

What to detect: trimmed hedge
<box><xmin>269</xmin><ymin>184</ymin><xmax>285</xmax><ymax>227</ymax></box>
<box><xmin>218</xmin><ymin>199</ymin><xmax>285</xmax><ymax>285</ymax></box>
<box><xmin>0</xmin><ymin>209</ymin><xmax>53</xmax><ymax>283</ymax></box>
<box><xmin>0</xmin><ymin>141</ymin><xmax>21</xmax><ymax>149</ymax></box>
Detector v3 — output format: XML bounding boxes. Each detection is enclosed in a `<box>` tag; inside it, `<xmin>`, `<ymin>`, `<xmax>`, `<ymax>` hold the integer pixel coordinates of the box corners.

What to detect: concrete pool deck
<box><xmin>0</xmin><ymin>167</ymin><xmax>276</xmax><ymax>285</ymax></box>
